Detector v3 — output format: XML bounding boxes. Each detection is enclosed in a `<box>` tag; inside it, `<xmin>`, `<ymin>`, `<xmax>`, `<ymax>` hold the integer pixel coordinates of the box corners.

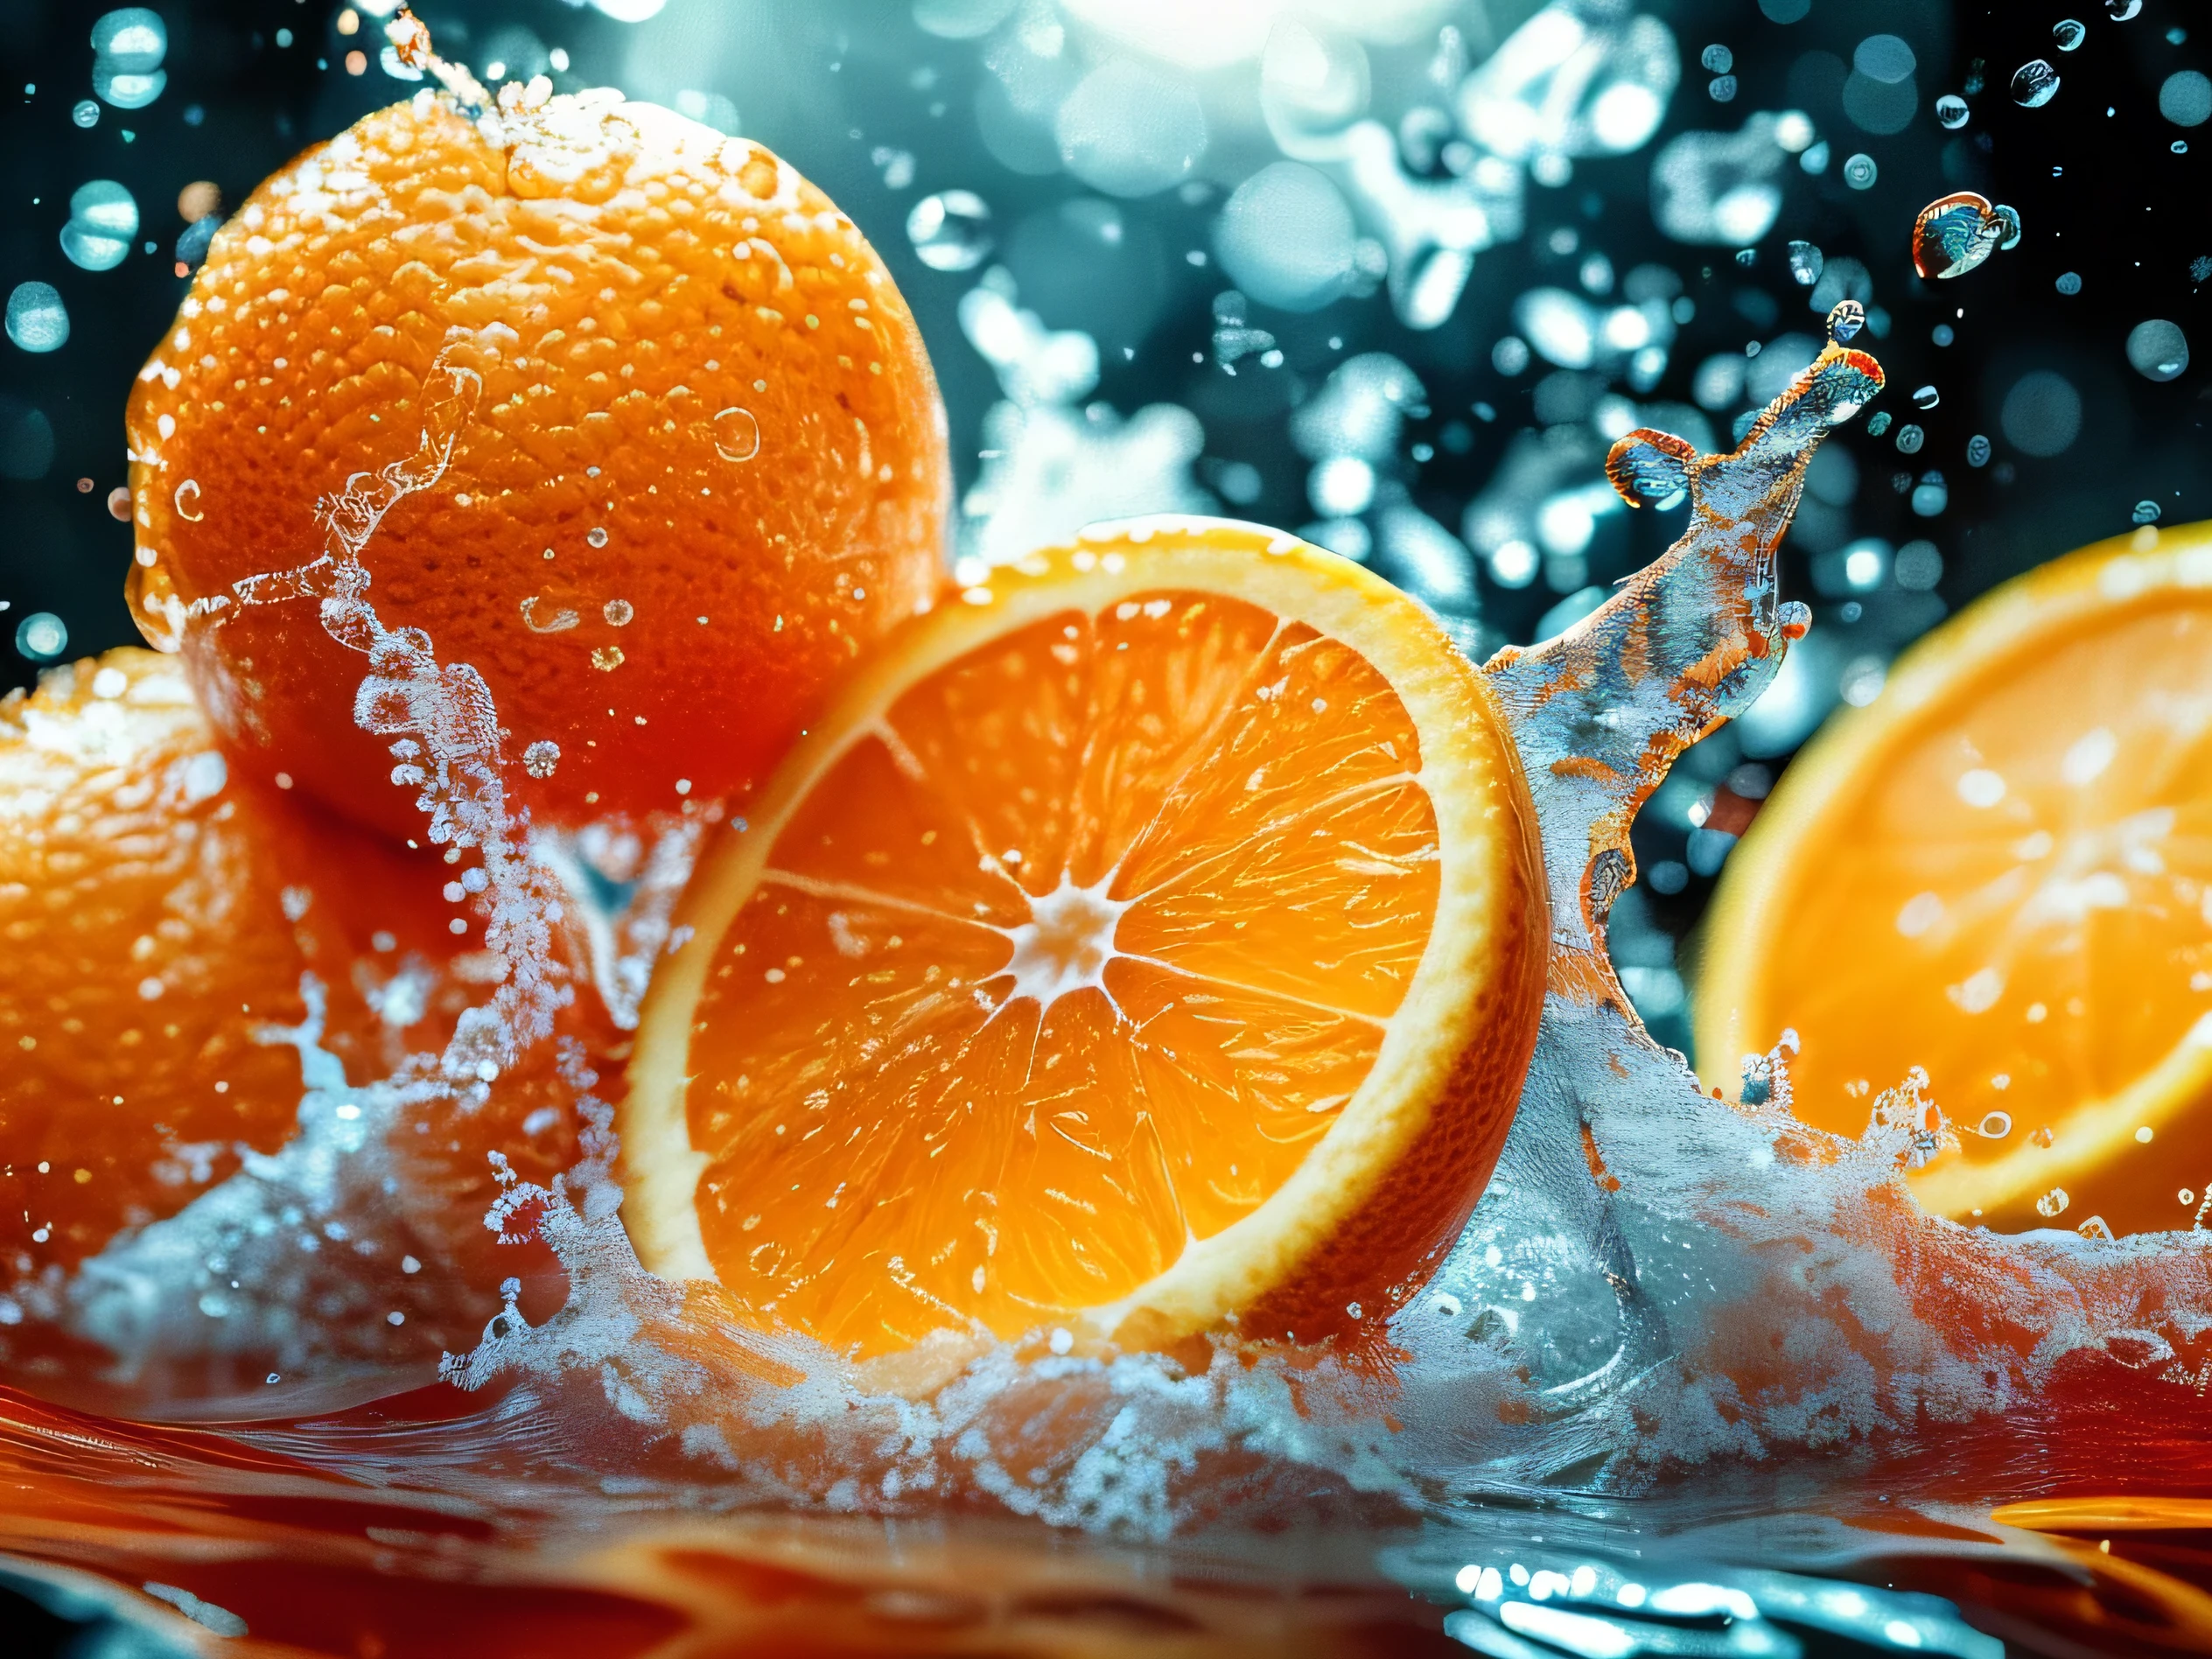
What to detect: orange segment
<box><xmin>1699</xmin><ymin>523</ymin><xmax>2212</xmax><ymax>1236</ymax></box>
<box><xmin>621</xmin><ymin>521</ymin><xmax>1546</xmax><ymax>1358</ymax></box>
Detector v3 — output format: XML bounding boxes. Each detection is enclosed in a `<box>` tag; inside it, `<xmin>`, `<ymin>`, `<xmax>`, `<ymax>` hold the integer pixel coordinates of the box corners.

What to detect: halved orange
<box><xmin>1698</xmin><ymin>522</ymin><xmax>2212</xmax><ymax>1237</ymax></box>
<box><xmin>620</xmin><ymin>519</ymin><xmax>1545</xmax><ymax>1359</ymax></box>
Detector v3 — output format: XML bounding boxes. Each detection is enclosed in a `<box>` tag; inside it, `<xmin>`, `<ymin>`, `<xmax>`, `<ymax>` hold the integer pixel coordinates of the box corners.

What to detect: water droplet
<box><xmin>1701</xmin><ymin>44</ymin><xmax>1733</xmax><ymax>74</ymax></box>
<box><xmin>14</xmin><ymin>611</ymin><xmax>66</xmax><ymax>661</ymax></box>
<box><xmin>2106</xmin><ymin>0</ymin><xmax>2141</xmax><ymax>18</ymax></box>
<box><xmin>1842</xmin><ymin>152</ymin><xmax>1878</xmax><ymax>189</ymax></box>
<box><xmin>2160</xmin><ymin>70</ymin><xmax>2212</xmax><ymax>128</ymax></box>
<box><xmin>2011</xmin><ymin>60</ymin><xmax>2061</xmax><ymax>108</ymax></box>
<box><xmin>2126</xmin><ymin>318</ymin><xmax>2190</xmax><ymax>381</ymax></box>
<box><xmin>522</xmin><ymin>740</ymin><xmax>560</xmax><ymax>779</ymax></box>
<box><xmin>711</xmin><ymin>406</ymin><xmax>760</xmax><ymax>463</ymax></box>
<box><xmin>1787</xmin><ymin>241</ymin><xmax>1824</xmax><ymax>286</ymax></box>
<box><xmin>4</xmin><ymin>283</ymin><xmax>67</xmax><ymax>352</ymax></box>
<box><xmin>1708</xmin><ymin>74</ymin><xmax>1738</xmax><ymax>102</ymax></box>
<box><xmin>592</xmin><ymin>646</ymin><xmax>624</xmax><ymax>672</ymax></box>
<box><xmin>1914</xmin><ymin>192</ymin><xmax>2010</xmax><ymax>280</ymax></box>
<box><xmin>585</xmin><ymin>526</ymin><xmax>609</xmax><ymax>549</ymax></box>
<box><xmin>1854</xmin><ymin>33</ymin><xmax>1916</xmax><ymax>85</ymax></box>
<box><xmin>172</xmin><ymin>478</ymin><xmax>202</xmax><ymax>521</ymax></box>
<box><xmin>92</xmin><ymin>9</ymin><xmax>168</xmax><ymax>72</ymax></box>
<box><xmin>1912</xmin><ymin>386</ymin><xmax>1939</xmax><ymax>410</ymax></box>
<box><xmin>1827</xmin><ymin>299</ymin><xmax>1866</xmax><ymax>345</ymax></box>
<box><xmin>1910</xmin><ymin>472</ymin><xmax>1948</xmax><ymax>517</ymax></box>
<box><xmin>2036</xmin><ymin>1186</ymin><xmax>2071</xmax><ymax>1218</ymax></box>
<box><xmin>2055</xmin><ymin>270</ymin><xmax>2083</xmax><ymax>295</ymax></box>
<box><xmin>71</xmin><ymin>99</ymin><xmax>99</xmax><ymax>129</ymax></box>
<box><xmin>1936</xmin><ymin>94</ymin><xmax>1969</xmax><ymax>129</ymax></box>
<box><xmin>59</xmin><ymin>179</ymin><xmax>138</xmax><ymax>272</ymax></box>
<box><xmin>905</xmin><ymin>189</ymin><xmax>993</xmax><ymax>272</ymax></box>
<box><xmin>1866</xmin><ymin>411</ymin><xmax>1892</xmax><ymax>437</ymax></box>
<box><xmin>1966</xmin><ymin>434</ymin><xmax>1992</xmax><ymax>466</ymax></box>
<box><xmin>1734</xmin><ymin>247</ymin><xmax>1756</xmax><ymax>268</ymax></box>
<box><xmin>1994</xmin><ymin>204</ymin><xmax>2023</xmax><ymax>250</ymax></box>
<box><xmin>602</xmin><ymin>598</ymin><xmax>634</xmax><ymax>626</ymax></box>
<box><xmin>92</xmin><ymin>62</ymin><xmax>164</xmax><ymax>110</ymax></box>
<box><xmin>1895</xmin><ymin>424</ymin><xmax>1925</xmax><ymax>454</ymax></box>
<box><xmin>2133</xmin><ymin>500</ymin><xmax>2163</xmax><ymax>525</ymax></box>
<box><xmin>1976</xmin><ymin>1111</ymin><xmax>2013</xmax><ymax>1138</ymax></box>
<box><xmin>2053</xmin><ymin>19</ymin><xmax>2086</xmax><ymax>51</ymax></box>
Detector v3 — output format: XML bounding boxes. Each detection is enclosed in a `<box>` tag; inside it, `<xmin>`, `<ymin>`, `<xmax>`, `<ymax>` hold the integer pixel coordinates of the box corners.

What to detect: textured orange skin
<box><xmin>0</xmin><ymin>649</ymin><xmax>600</xmax><ymax>1388</ymax></box>
<box><xmin>126</xmin><ymin>94</ymin><xmax>949</xmax><ymax>841</ymax></box>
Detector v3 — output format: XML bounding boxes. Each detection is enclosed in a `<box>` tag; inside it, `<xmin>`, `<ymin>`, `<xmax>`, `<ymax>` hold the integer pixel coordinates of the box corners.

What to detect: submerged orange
<box><xmin>126</xmin><ymin>87</ymin><xmax>948</xmax><ymax>839</ymax></box>
<box><xmin>1700</xmin><ymin>524</ymin><xmax>2212</xmax><ymax>1237</ymax></box>
<box><xmin>621</xmin><ymin>521</ymin><xmax>1546</xmax><ymax>1360</ymax></box>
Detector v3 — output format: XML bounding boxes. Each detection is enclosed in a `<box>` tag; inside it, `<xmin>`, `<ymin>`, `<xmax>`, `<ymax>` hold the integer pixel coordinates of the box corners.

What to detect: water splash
<box><xmin>1913</xmin><ymin>192</ymin><xmax>2015</xmax><ymax>282</ymax></box>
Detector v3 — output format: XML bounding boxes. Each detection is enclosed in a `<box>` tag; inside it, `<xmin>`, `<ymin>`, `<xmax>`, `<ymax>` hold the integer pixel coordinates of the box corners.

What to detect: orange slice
<box><xmin>1698</xmin><ymin>522</ymin><xmax>2212</xmax><ymax>1236</ymax></box>
<box><xmin>620</xmin><ymin>520</ymin><xmax>1545</xmax><ymax>1358</ymax></box>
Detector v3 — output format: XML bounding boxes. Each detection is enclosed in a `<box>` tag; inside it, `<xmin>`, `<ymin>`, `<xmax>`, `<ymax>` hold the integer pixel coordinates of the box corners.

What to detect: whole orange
<box><xmin>0</xmin><ymin>648</ymin><xmax>600</xmax><ymax>1394</ymax></box>
<box><xmin>125</xmin><ymin>88</ymin><xmax>948</xmax><ymax>840</ymax></box>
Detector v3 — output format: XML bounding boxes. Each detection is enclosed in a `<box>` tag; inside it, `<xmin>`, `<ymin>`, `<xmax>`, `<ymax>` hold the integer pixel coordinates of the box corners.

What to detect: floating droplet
<box><xmin>2053</xmin><ymin>19</ymin><xmax>2086</xmax><ymax>51</ymax></box>
<box><xmin>591</xmin><ymin>646</ymin><xmax>624</xmax><ymax>672</ymax></box>
<box><xmin>2011</xmin><ymin>60</ymin><xmax>2061</xmax><ymax>108</ymax></box>
<box><xmin>14</xmin><ymin>611</ymin><xmax>66</xmax><ymax>659</ymax></box>
<box><xmin>1842</xmin><ymin>152</ymin><xmax>1878</xmax><ymax>189</ymax></box>
<box><xmin>5</xmin><ymin>283</ymin><xmax>67</xmax><ymax>353</ymax></box>
<box><xmin>2036</xmin><ymin>1186</ymin><xmax>2071</xmax><ymax>1218</ymax></box>
<box><xmin>522</xmin><ymin>740</ymin><xmax>560</xmax><ymax>780</ymax></box>
<box><xmin>1734</xmin><ymin>248</ymin><xmax>1756</xmax><ymax>268</ymax></box>
<box><xmin>2160</xmin><ymin>70</ymin><xmax>2212</xmax><ymax>129</ymax></box>
<box><xmin>92</xmin><ymin>9</ymin><xmax>167</xmax><ymax>72</ymax></box>
<box><xmin>2133</xmin><ymin>500</ymin><xmax>2163</xmax><ymax>525</ymax></box>
<box><xmin>1866</xmin><ymin>411</ymin><xmax>1892</xmax><ymax>437</ymax></box>
<box><xmin>1966</xmin><ymin>434</ymin><xmax>1992</xmax><ymax>466</ymax></box>
<box><xmin>585</xmin><ymin>526</ymin><xmax>609</xmax><ymax>549</ymax></box>
<box><xmin>1913</xmin><ymin>191</ymin><xmax>2008</xmax><ymax>280</ymax></box>
<box><xmin>905</xmin><ymin>189</ymin><xmax>993</xmax><ymax>272</ymax></box>
<box><xmin>172</xmin><ymin>478</ymin><xmax>202</xmax><ymax>521</ymax></box>
<box><xmin>1709</xmin><ymin>74</ymin><xmax>1738</xmax><ymax>102</ymax></box>
<box><xmin>1828</xmin><ymin>299</ymin><xmax>1866</xmax><ymax>345</ymax></box>
<box><xmin>1910</xmin><ymin>472</ymin><xmax>1948</xmax><ymax>517</ymax></box>
<box><xmin>59</xmin><ymin>179</ymin><xmax>138</xmax><ymax>273</ymax></box>
<box><xmin>1936</xmin><ymin>94</ymin><xmax>1969</xmax><ymax>129</ymax></box>
<box><xmin>1912</xmin><ymin>386</ymin><xmax>1940</xmax><ymax>410</ymax></box>
<box><xmin>1700</xmin><ymin>43</ymin><xmax>1733</xmax><ymax>74</ymax></box>
<box><xmin>93</xmin><ymin>61</ymin><xmax>164</xmax><ymax>109</ymax></box>
<box><xmin>1976</xmin><ymin>1111</ymin><xmax>2013</xmax><ymax>1139</ymax></box>
<box><xmin>2126</xmin><ymin>318</ymin><xmax>2190</xmax><ymax>382</ymax></box>
<box><xmin>602</xmin><ymin>598</ymin><xmax>634</xmax><ymax>626</ymax></box>
<box><xmin>2055</xmin><ymin>270</ymin><xmax>2083</xmax><ymax>295</ymax></box>
<box><xmin>2105</xmin><ymin>0</ymin><xmax>2141</xmax><ymax>18</ymax></box>
<box><xmin>1994</xmin><ymin>204</ymin><xmax>2023</xmax><ymax>250</ymax></box>
<box><xmin>711</xmin><ymin>406</ymin><xmax>760</xmax><ymax>463</ymax></box>
<box><xmin>1787</xmin><ymin>240</ymin><xmax>1824</xmax><ymax>285</ymax></box>
<box><xmin>1895</xmin><ymin>424</ymin><xmax>1925</xmax><ymax>454</ymax></box>
<box><xmin>71</xmin><ymin>99</ymin><xmax>99</xmax><ymax>129</ymax></box>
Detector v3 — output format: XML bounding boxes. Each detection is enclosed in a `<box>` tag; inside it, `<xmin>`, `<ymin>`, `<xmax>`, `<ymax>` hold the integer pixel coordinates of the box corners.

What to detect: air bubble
<box><xmin>603</xmin><ymin>599</ymin><xmax>634</xmax><ymax>626</ymax></box>
<box><xmin>2132</xmin><ymin>500</ymin><xmax>2162</xmax><ymax>525</ymax></box>
<box><xmin>2055</xmin><ymin>270</ymin><xmax>2082</xmax><ymax>296</ymax></box>
<box><xmin>585</xmin><ymin>527</ymin><xmax>608</xmax><ymax>549</ymax></box>
<box><xmin>2106</xmin><ymin>0</ymin><xmax>2141</xmax><ymax>18</ymax></box>
<box><xmin>71</xmin><ymin>99</ymin><xmax>98</xmax><ymax>129</ymax></box>
<box><xmin>2160</xmin><ymin>71</ymin><xmax>2212</xmax><ymax>129</ymax></box>
<box><xmin>712</xmin><ymin>406</ymin><xmax>761</xmax><ymax>463</ymax></box>
<box><xmin>1700</xmin><ymin>44</ymin><xmax>1732</xmax><ymax>74</ymax></box>
<box><xmin>1975</xmin><ymin>1112</ymin><xmax>2013</xmax><ymax>1139</ymax></box>
<box><xmin>1966</xmin><ymin>434</ymin><xmax>1992</xmax><ymax>466</ymax></box>
<box><xmin>1912</xmin><ymin>386</ymin><xmax>1939</xmax><ymax>410</ymax></box>
<box><xmin>5</xmin><ymin>283</ymin><xmax>68</xmax><ymax>353</ymax></box>
<box><xmin>1842</xmin><ymin>152</ymin><xmax>1877</xmax><ymax>190</ymax></box>
<box><xmin>2011</xmin><ymin>60</ymin><xmax>2061</xmax><ymax>108</ymax></box>
<box><xmin>1787</xmin><ymin>241</ymin><xmax>1824</xmax><ymax>285</ymax></box>
<box><xmin>2053</xmin><ymin>19</ymin><xmax>2086</xmax><ymax>52</ymax></box>
<box><xmin>1895</xmin><ymin>424</ymin><xmax>1924</xmax><ymax>454</ymax></box>
<box><xmin>1936</xmin><ymin>94</ymin><xmax>1968</xmax><ymax>129</ymax></box>
<box><xmin>2126</xmin><ymin>318</ymin><xmax>2189</xmax><ymax>381</ymax></box>
<box><xmin>592</xmin><ymin>646</ymin><xmax>624</xmax><ymax>672</ymax></box>
<box><xmin>905</xmin><ymin>190</ymin><xmax>993</xmax><ymax>272</ymax></box>
<box><xmin>522</xmin><ymin>740</ymin><xmax>560</xmax><ymax>779</ymax></box>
